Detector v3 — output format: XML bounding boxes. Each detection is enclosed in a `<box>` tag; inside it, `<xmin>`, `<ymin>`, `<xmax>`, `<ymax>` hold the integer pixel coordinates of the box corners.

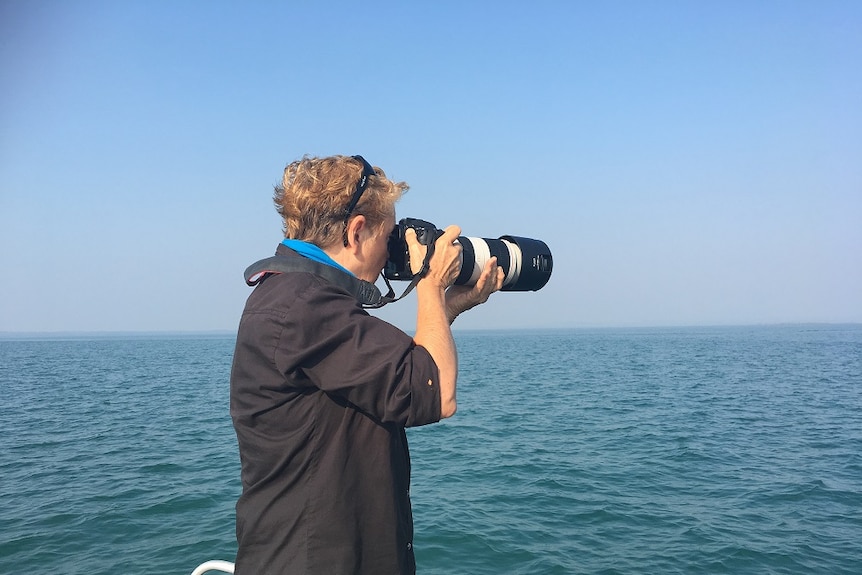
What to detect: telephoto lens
<box><xmin>384</xmin><ymin>218</ymin><xmax>553</xmax><ymax>292</ymax></box>
<box><xmin>454</xmin><ymin>235</ymin><xmax>553</xmax><ymax>291</ymax></box>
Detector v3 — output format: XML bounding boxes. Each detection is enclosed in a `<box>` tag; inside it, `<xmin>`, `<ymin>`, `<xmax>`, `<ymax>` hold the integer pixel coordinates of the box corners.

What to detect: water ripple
<box><xmin>2</xmin><ymin>327</ymin><xmax>861</xmax><ymax>574</ymax></box>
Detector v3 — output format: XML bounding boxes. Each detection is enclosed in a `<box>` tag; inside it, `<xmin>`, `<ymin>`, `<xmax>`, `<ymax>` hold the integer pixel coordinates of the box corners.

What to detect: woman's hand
<box><xmin>405</xmin><ymin>225</ymin><xmax>463</xmax><ymax>291</ymax></box>
<box><xmin>445</xmin><ymin>256</ymin><xmax>505</xmax><ymax>324</ymax></box>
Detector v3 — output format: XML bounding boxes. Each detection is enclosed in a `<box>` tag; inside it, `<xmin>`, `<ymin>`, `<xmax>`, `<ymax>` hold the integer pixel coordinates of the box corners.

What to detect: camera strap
<box><xmin>368</xmin><ymin>237</ymin><xmax>434</xmax><ymax>309</ymax></box>
<box><xmin>243</xmin><ymin>245</ymin><xmax>434</xmax><ymax>309</ymax></box>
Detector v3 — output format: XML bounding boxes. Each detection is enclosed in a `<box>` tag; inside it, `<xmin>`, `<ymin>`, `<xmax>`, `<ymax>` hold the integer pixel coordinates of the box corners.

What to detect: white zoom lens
<box><xmin>454</xmin><ymin>235</ymin><xmax>553</xmax><ymax>292</ymax></box>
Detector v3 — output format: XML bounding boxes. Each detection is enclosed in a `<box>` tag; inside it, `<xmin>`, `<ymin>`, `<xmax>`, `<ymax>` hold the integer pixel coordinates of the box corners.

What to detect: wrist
<box><xmin>416</xmin><ymin>277</ymin><xmax>448</xmax><ymax>295</ymax></box>
<box><xmin>446</xmin><ymin>308</ymin><xmax>459</xmax><ymax>325</ymax></box>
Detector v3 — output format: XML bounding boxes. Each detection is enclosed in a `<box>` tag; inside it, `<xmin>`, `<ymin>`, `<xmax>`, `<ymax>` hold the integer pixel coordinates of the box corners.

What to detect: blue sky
<box><xmin>1</xmin><ymin>0</ymin><xmax>860</xmax><ymax>332</ymax></box>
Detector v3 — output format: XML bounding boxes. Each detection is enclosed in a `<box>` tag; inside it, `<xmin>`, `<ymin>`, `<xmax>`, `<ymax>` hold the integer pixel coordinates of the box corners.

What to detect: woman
<box><xmin>230</xmin><ymin>155</ymin><xmax>502</xmax><ymax>574</ymax></box>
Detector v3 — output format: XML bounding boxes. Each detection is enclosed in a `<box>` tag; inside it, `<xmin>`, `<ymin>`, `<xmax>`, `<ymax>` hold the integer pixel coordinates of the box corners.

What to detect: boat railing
<box><xmin>190</xmin><ymin>559</ymin><xmax>235</xmax><ymax>575</ymax></box>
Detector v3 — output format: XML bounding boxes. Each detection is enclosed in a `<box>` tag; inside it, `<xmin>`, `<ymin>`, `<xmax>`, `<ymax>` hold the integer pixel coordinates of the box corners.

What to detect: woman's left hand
<box><xmin>444</xmin><ymin>256</ymin><xmax>505</xmax><ymax>324</ymax></box>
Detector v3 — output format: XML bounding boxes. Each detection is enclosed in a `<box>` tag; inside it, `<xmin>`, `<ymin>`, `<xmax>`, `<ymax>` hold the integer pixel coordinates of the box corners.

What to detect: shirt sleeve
<box><xmin>267</xmin><ymin>273</ymin><xmax>442</xmax><ymax>428</ymax></box>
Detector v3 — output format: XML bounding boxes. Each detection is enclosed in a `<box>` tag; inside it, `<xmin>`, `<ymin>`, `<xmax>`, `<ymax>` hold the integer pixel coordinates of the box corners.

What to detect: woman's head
<box><xmin>274</xmin><ymin>155</ymin><xmax>408</xmax><ymax>248</ymax></box>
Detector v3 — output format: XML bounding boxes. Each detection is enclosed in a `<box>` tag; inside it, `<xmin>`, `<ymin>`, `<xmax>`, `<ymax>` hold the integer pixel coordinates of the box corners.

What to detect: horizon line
<box><xmin>2</xmin><ymin>322</ymin><xmax>861</xmax><ymax>340</ymax></box>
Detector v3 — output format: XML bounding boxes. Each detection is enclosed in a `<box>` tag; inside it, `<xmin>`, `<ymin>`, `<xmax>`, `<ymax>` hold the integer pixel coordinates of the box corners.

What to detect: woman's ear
<box><xmin>345</xmin><ymin>215</ymin><xmax>367</xmax><ymax>251</ymax></box>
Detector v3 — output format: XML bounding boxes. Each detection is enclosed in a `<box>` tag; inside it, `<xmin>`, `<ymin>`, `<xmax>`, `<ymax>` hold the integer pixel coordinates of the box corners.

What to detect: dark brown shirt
<box><xmin>230</xmin><ymin>255</ymin><xmax>441</xmax><ymax>575</ymax></box>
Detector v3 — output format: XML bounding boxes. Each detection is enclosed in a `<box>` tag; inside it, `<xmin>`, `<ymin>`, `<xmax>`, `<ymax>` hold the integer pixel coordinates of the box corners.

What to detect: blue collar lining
<box><xmin>280</xmin><ymin>239</ymin><xmax>354</xmax><ymax>276</ymax></box>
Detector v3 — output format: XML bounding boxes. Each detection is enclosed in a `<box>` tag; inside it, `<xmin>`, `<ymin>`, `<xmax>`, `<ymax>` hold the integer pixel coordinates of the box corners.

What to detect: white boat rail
<box><xmin>190</xmin><ymin>559</ymin><xmax>235</xmax><ymax>575</ymax></box>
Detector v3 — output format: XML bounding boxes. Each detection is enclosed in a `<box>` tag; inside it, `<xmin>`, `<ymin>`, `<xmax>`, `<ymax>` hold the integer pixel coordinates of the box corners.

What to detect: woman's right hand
<box><xmin>405</xmin><ymin>225</ymin><xmax>463</xmax><ymax>290</ymax></box>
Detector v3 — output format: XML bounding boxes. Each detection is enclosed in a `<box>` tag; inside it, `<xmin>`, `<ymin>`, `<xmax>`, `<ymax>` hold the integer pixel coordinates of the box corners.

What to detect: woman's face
<box><xmin>358</xmin><ymin>213</ymin><xmax>396</xmax><ymax>282</ymax></box>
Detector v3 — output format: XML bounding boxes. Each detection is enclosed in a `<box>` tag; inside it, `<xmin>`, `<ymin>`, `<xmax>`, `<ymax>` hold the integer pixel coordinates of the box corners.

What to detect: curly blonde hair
<box><xmin>273</xmin><ymin>155</ymin><xmax>408</xmax><ymax>248</ymax></box>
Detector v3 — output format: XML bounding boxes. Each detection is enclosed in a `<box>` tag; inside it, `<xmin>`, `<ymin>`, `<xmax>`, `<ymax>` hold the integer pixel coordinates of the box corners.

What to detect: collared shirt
<box><xmin>280</xmin><ymin>238</ymin><xmax>353</xmax><ymax>276</ymax></box>
<box><xmin>230</xmin><ymin>245</ymin><xmax>442</xmax><ymax>575</ymax></box>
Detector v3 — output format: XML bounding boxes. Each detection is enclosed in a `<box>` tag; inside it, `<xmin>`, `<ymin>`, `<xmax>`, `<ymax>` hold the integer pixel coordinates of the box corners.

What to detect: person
<box><xmin>229</xmin><ymin>154</ymin><xmax>503</xmax><ymax>575</ymax></box>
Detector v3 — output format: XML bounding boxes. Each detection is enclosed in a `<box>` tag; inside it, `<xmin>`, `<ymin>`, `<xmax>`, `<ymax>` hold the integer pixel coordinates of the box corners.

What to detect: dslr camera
<box><xmin>384</xmin><ymin>218</ymin><xmax>553</xmax><ymax>291</ymax></box>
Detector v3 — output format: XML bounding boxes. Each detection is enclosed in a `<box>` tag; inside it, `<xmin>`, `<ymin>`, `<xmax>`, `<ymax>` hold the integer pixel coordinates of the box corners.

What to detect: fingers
<box><xmin>473</xmin><ymin>257</ymin><xmax>501</xmax><ymax>302</ymax></box>
<box><xmin>494</xmin><ymin>264</ymin><xmax>505</xmax><ymax>291</ymax></box>
<box><xmin>407</xmin><ymin>224</ymin><xmax>463</xmax><ymax>287</ymax></box>
<box><xmin>404</xmin><ymin>229</ymin><xmax>426</xmax><ymax>275</ymax></box>
<box><xmin>479</xmin><ymin>257</ymin><xmax>504</xmax><ymax>290</ymax></box>
<box><xmin>430</xmin><ymin>227</ymin><xmax>463</xmax><ymax>287</ymax></box>
<box><xmin>437</xmin><ymin>225</ymin><xmax>461</xmax><ymax>244</ymax></box>
<box><xmin>443</xmin><ymin>256</ymin><xmax>503</xmax><ymax>323</ymax></box>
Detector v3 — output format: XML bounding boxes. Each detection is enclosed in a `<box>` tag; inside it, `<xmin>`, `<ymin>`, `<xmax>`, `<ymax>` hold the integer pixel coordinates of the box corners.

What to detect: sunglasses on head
<box><xmin>342</xmin><ymin>155</ymin><xmax>376</xmax><ymax>247</ymax></box>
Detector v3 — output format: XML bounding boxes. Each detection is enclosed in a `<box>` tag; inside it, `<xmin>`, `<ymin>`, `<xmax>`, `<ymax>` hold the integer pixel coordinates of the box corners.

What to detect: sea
<box><xmin>1</xmin><ymin>325</ymin><xmax>861</xmax><ymax>575</ymax></box>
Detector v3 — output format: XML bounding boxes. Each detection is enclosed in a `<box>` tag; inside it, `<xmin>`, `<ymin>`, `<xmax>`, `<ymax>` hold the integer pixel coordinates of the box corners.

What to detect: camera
<box><xmin>384</xmin><ymin>218</ymin><xmax>553</xmax><ymax>292</ymax></box>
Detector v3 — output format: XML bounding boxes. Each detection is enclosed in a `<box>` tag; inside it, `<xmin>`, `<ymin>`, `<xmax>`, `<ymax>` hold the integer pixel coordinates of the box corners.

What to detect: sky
<box><xmin>1</xmin><ymin>0</ymin><xmax>860</xmax><ymax>333</ymax></box>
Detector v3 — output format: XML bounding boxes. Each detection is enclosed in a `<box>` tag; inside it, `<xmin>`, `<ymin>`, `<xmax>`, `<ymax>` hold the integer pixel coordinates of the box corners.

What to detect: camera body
<box><xmin>384</xmin><ymin>218</ymin><xmax>442</xmax><ymax>281</ymax></box>
<box><xmin>384</xmin><ymin>217</ymin><xmax>553</xmax><ymax>292</ymax></box>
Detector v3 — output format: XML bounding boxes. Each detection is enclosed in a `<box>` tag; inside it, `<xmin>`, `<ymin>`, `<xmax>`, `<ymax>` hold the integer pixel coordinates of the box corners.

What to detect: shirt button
<box><xmin>407</xmin><ymin>542</ymin><xmax>413</xmax><ymax>550</ymax></box>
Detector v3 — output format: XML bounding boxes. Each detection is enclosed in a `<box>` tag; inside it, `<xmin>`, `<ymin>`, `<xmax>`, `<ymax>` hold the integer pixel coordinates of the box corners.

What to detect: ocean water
<box><xmin>1</xmin><ymin>325</ymin><xmax>861</xmax><ymax>574</ymax></box>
